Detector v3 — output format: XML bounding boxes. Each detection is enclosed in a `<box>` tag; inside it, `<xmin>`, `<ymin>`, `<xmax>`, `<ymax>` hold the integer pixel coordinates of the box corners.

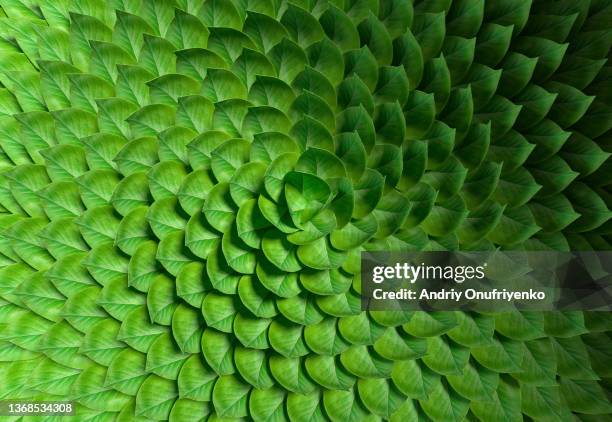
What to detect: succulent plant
<box><xmin>0</xmin><ymin>0</ymin><xmax>611</xmax><ymax>420</ymax></box>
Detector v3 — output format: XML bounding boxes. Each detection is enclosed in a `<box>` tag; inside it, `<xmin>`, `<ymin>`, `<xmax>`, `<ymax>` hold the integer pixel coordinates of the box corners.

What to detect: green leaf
<box><xmin>256</xmin><ymin>256</ymin><xmax>301</xmax><ymax>298</ymax></box>
<box><xmin>156</xmin><ymin>231</ymin><xmax>194</xmax><ymax>276</ymax></box>
<box><xmin>293</xmin><ymin>67</ymin><xmax>336</xmax><ymax>109</ymax></box>
<box><xmin>71</xmin><ymin>363</ymin><xmax>131</xmax><ymax>411</ymax></box>
<box><xmin>290</xmin><ymin>91</ymin><xmax>336</xmax><ymax>131</ymax></box>
<box><xmin>6</xmin><ymin>218</ymin><xmax>54</xmax><ymax>270</ymax></box>
<box><xmin>352</xmin><ymin>169</ymin><xmax>384</xmax><ymax>219</ymax></box>
<box><xmin>178</xmin><ymin>355</ymin><xmax>216</xmax><ymax>401</ymax></box>
<box><xmin>357</xmin><ymin>378</ymin><xmax>404</xmax><ymax>418</ymax></box>
<box><xmin>46</xmin><ymin>253</ymin><xmax>96</xmax><ymax>298</ymax></box>
<box><xmin>296</xmin><ymin>148</ymin><xmax>347</xmax><ymax>180</ymax></box>
<box><xmin>170</xmin><ymin>399</ymin><xmax>211</xmax><ymax>422</ymax></box>
<box><xmin>203</xmin><ymin>182</ymin><xmax>237</xmax><ymax>233</ymax></box>
<box><xmin>403</xmin><ymin>311</ymin><xmax>458</xmax><ymax>337</ymax></box>
<box><xmin>340</xmin><ymin>345</ymin><xmax>392</xmax><ymax>378</ymax></box>
<box><xmin>15</xmin><ymin>272</ymin><xmax>64</xmax><ymax>322</ymax></box>
<box><xmin>175</xmin><ymin>48</ymin><xmax>227</xmax><ymax>81</ymax></box>
<box><xmin>368</xmin><ymin>144</ymin><xmax>403</xmax><ymax>187</ymax></box>
<box><xmin>199</xmin><ymin>0</ymin><xmax>243</xmax><ymax>31</ymax></box>
<box><xmin>238</xmin><ymin>275</ymin><xmax>277</xmax><ymax>318</ymax></box>
<box><xmin>263</xmin><ymin>152</ymin><xmax>299</xmax><ymax>202</ymax></box>
<box><xmin>201</xmin><ymin>328</ymin><xmax>235</xmax><ymax>375</ymax></box>
<box><xmin>471</xmin><ymin>378</ymin><xmax>522</xmax><ymax>421</ymax></box>
<box><xmin>374</xmin><ymin>101</ymin><xmax>406</xmax><ymax>146</ymax></box>
<box><xmin>146</xmin><ymin>332</ymin><xmax>189</xmax><ymax>379</ymax></box>
<box><xmin>512</xmin><ymin>338</ymin><xmax>557</xmax><ymax>386</ymax></box>
<box><xmin>552</xmin><ymin>337</ymin><xmax>599</xmax><ymax>380</ymax></box>
<box><xmin>562</xmin><ymin>131</ymin><xmax>611</xmax><ymax>177</ymax></box>
<box><xmin>40</xmin><ymin>218</ymin><xmax>89</xmax><ymax>258</ymax></box>
<box><xmin>338</xmin><ymin>312</ymin><xmax>386</xmax><ymax>345</ymax></box>
<box><xmin>447</xmin><ymin>361</ymin><xmax>498</xmax><ymax>401</ymax></box>
<box><xmin>529</xmin><ymin>194</ymin><xmax>580</xmax><ymax>232</ymax></box>
<box><xmin>344</xmin><ymin>46</ymin><xmax>379</xmax><ymax>91</ymax></box>
<box><xmin>105</xmin><ymin>349</ymin><xmax>148</xmax><ymax>396</ymax></box>
<box><xmin>446</xmin><ymin>0</ymin><xmax>484</xmax><ymax>37</ymax></box>
<box><xmin>420</xmin><ymin>380</ymin><xmax>470</xmax><ymax>421</ymax></box>
<box><xmin>442</xmin><ymin>35</ymin><xmax>476</xmax><ymax>84</ymax></box>
<box><xmin>127</xmin><ymin>241</ymin><xmax>159</xmax><ymax>293</ymax></box>
<box><xmin>97</xmin><ymin>277</ymin><xmax>145</xmax><ymax>322</ymax></box>
<box><xmin>244</xmin><ymin>11</ymin><xmax>289</xmax><ymax>53</ymax></box>
<box><xmin>304</xmin><ymin>318</ymin><xmax>350</xmax><ymax>355</ymax></box>
<box><xmin>281</xmin><ymin>4</ymin><xmax>325</xmax><ymax>48</ymax></box>
<box><xmin>210</xmin><ymin>138</ymin><xmax>251</xmax><ymax>183</ymax></box>
<box><xmin>270</xmin><ymin>355</ymin><xmax>316</xmax><ymax>394</ymax></box>
<box><xmin>234</xmin><ymin>347</ymin><xmax>274</xmax><ymax>390</ymax></box>
<box><xmin>544</xmin><ymin>311</ymin><xmax>588</xmax><ymax>338</ymax></box>
<box><xmin>559</xmin><ymin>378</ymin><xmax>612</xmax><ymax>415</ymax></box>
<box><xmin>207</xmin><ymin>245</ymin><xmax>242</xmax><ymax>294</ymax></box>
<box><xmin>372</xmin><ymin>189</ymin><xmax>412</xmax><ymax>238</ymax></box>
<box><xmin>374</xmin><ymin>328</ymin><xmax>427</xmax><ymax>360</ymax></box>
<box><xmin>375</xmin><ymin>66</ymin><xmax>410</xmax><ymax>105</ymax></box>
<box><xmin>324</xmin><ymin>389</ymin><xmax>373</xmax><ymax>422</ymax></box>
<box><xmin>232</xmin><ymin>48</ymin><xmax>276</xmax><ymax>89</ymax></box>
<box><xmin>300</xmin><ymin>268</ymin><xmax>352</xmax><ymax>296</ymax></box>
<box><xmin>297</xmin><ymin>237</ymin><xmax>346</xmax><ymax>270</ymax></box>
<box><xmin>319</xmin><ymin>4</ymin><xmax>360</xmax><ymax>52</ymax></box>
<box><xmin>202</xmin><ymin>292</ymin><xmax>237</xmax><ymax>333</ymax></box>
<box><xmin>306</xmin><ymin>354</ymin><xmax>356</xmax><ymax>390</ymax></box>
<box><xmin>262</xmin><ymin>229</ymin><xmax>302</xmax><ymax>272</ymax></box>
<box><xmin>135</xmin><ymin>374</ymin><xmax>177</xmax><ymax>420</ymax></box>
<box><xmin>147</xmin><ymin>197</ymin><xmax>188</xmax><ymax>239</ymax></box>
<box><xmin>249</xmin><ymin>76</ymin><xmax>296</xmax><ymax>113</ymax></box>
<box><xmin>475</xmin><ymin>23</ymin><xmax>513</xmax><ymax>67</ymax></box>
<box><xmin>249</xmin><ymin>387</ymin><xmax>288</xmax><ymax>422</ymax></box>
<box><xmin>336</xmin><ymin>106</ymin><xmax>375</xmax><ymax>153</ymax></box>
<box><xmin>82</xmin><ymin>243</ymin><xmax>128</xmax><ymax>285</ymax></box>
<box><xmin>208</xmin><ymin>27</ymin><xmax>256</xmax><ymax>64</ymax></box>
<box><xmin>147</xmin><ymin>74</ymin><xmax>201</xmax><ymax>105</ymax></box>
<box><xmin>185</xmin><ymin>211</ymin><xmax>220</xmax><ymax>259</ymax></box>
<box><xmin>233</xmin><ymin>313</ymin><xmax>271</xmax><ymax>349</ymax></box>
<box><xmin>277</xmin><ymin>294</ymin><xmax>324</xmax><ymax>326</ymax></box>
<box><xmin>493</xmin><ymin>167</ymin><xmax>541</xmax><ymax>207</ymax></box>
<box><xmin>178</xmin><ymin>169</ymin><xmax>215</xmax><ymax>215</ymax></box>
<box><xmin>338</xmin><ymin>75</ymin><xmax>375</xmax><ymax>115</ymax></box>
<box><xmin>514</xmin><ymin>36</ymin><xmax>568</xmax><ymax>82</ymax></box>
<box><xmin>498</xmin><ymin>52</ymin><xmax>538</xmax><ymax>97</ymax></box>
<box><xmin>487</xmin><ymin>205</ymin><xmax>540</xmax><ymax>246</ymax></box>
<box><xmin>166</xmin><ymin>9</ymin><xmax>209</xmax><ymax>50</ymax></box>
<box><xmin>457</xmin><ymin>200</ymin><xmax>505</xmax><ymax>244</ymax></box>
<box><xmin>229</xmin><ymin>161</ymin><xmax>267</xmax><ymax>206</ymax></box>
<box><xmin>147</xmin><ymin>273</ymin><xmax>178</xmax><ymax>325</ymax></box>
<box><xmin>118</xmin><ymin>306</ymin><xmax>167</xmax><ymax>354</ymax></box>
<box><xmin>521</xmin><ymin>385</ymin><xmax>572</xmax><ymax>421</ymax></box>
<box><xmin>39</xmin><ymin>181</ymin><xmax>85</xmax><ymax>219</ymax></box>
<box><xmin>307</xmin><ymin>38</ymin><xmax>344</xmax><ymax>86</ymax></box>
<box><xmin>138</xmin><ymin>34</ymin><xmax>176</xmax><ymax>76</ymax></box>
<box><xmin>472</xmin><ymin>336</ymin><xmax>525</xmax><ymax>373</ymax></box>
<box><xmin>202</xmin><ymin>69</ymin><xmax>247</xmax><ymax>103</ymax></box>
<box><xmin>176</xmin><ymin>262</ymin><xmax>210</xmax><ymax>307</ymax></box>
<box><xmin>251</xmin><ymin>132</ymin><xmax>299</xmax><ymax>164</ymax></box>
<box><xmin>270</xmin><ymin>38</ymin><xmax>308</xmax><ymax>84</ymax></box>
<box><xmin>286</xmin><ymin>391</ymin><xmax>326</xmax><ymax>421</ymax></box>
<box><xmin>171</xmin><ymin>304</ymin><xmax>203</xmax><ymax>354</ymax></box>
<box><xmin>148</xmin><ymin>161</ymin><xmax>188</xmax><ymax>201</ymax></box>
<box><xmin>268</xmin><ymin>320</ymin><xmax>309</xmax><ymax>358</ymax></box>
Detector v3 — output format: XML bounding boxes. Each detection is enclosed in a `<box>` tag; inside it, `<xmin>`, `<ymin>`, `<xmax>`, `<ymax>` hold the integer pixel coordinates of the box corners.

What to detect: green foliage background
<box><xmin>0</xmin><ymin>0</ymin><xmax>611</xmax><ymax>420</ymax></box>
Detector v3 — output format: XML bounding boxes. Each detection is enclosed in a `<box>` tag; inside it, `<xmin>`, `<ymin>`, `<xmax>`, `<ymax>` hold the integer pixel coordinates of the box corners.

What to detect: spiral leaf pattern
<box><xmin>0</xmin><ymin>0</ymin><xmax>611</xmax><ymax>420</ymax></box>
